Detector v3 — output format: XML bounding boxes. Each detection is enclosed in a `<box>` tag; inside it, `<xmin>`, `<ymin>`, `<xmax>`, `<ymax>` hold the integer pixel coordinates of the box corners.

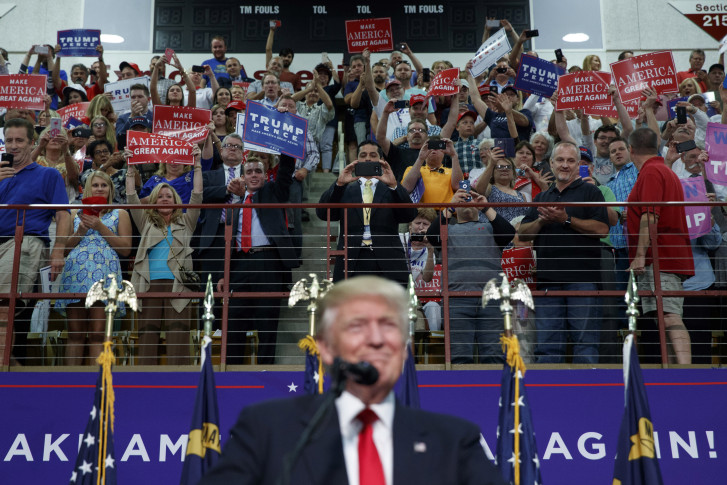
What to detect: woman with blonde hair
<box><xmin>582</xmin><ymin>55</ymin><xmax>602</xmax><ymax>71</ymax></box>
<box><xmin>56</xmin><ymin>170</ymin><xmax>132</xmax><ymax>364</ymax></box>
<box><xmin>125</xmin><ymin>146</ymin><xmax>203</xmax><ymax>365</ymax></box>
<box><xmin>86</xmin><ymin>94</ymin><xmax>117</xmax><ymax>124</ymax></box>
<box><xmin>679</xmin><ymin>77</ymin><xmax>702</xmax><ymax>97</ymax></box>
<box><xmin>32</xmin><ymin>126</ymin><xmax>79</xmax><ymax>202</ymax></box>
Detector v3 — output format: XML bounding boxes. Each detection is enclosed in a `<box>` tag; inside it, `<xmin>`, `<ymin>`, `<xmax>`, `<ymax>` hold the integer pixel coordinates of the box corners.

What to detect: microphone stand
<box><xmin>276</xmin><ymin>362</ymin><xmax>349</xmax><ymax>485</ymax></box>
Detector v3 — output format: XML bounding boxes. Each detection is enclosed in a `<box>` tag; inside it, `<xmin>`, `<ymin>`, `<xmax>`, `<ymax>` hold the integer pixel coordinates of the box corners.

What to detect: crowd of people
<box><xmin>1</xmin><ymin>19</ymin><xmax>725</xmax><ymax>366</ymax></box>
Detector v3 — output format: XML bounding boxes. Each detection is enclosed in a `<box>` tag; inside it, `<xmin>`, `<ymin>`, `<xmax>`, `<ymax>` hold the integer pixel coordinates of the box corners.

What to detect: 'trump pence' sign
<box><xmin>243</xmin><ymin>101</ymin><xmax>307</xmax><ymax>160</ymax></box>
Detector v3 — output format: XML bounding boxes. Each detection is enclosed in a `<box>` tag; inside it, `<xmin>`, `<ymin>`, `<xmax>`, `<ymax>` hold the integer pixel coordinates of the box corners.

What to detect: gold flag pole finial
<box><xmin>289</xmin><ymin>274</ymin><xmax>334</xmax><ymax>336</ymax></box>
<box><xmin>482</xmin><ymin>273</ymin><xmax>534</xmax><ymax>337</ymax></box>
<box><xmin>86</xmin><ymin>274</ymin><xmax>138</xmax><ymax>342</ymax></box>
<box><xmin>202</xmin><ymin>274</ymin><xmax>215</xmax><ymax>337</ymax></box>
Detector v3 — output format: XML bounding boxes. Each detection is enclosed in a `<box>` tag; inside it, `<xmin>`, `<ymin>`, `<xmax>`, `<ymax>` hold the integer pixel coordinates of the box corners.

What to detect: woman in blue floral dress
<box><xmin>55</xmin><ymin>171</ymin><xmax>132</xmax><ymax>365</ymax></box>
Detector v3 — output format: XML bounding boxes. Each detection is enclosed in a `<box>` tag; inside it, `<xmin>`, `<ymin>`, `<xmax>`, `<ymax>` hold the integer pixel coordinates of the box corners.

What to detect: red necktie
<box><xmin>357</xmin><ymin>408</ymin><xmax>385</xmax><ymax>485</ymax></box>
<box><xmin>239</xmin><ymin>193</ymin><xmax>252</xmax><ymax>252</ymax></box>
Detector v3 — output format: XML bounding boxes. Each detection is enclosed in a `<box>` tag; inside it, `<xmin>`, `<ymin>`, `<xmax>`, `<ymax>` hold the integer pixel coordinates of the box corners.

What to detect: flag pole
<box><xmin>625</xmin><ymin>269</ymin><xmax>640</xmax><ymax>336</ymax></box>
<box><xmin>406</xmin><ymin>275</ymin><xmax>418</xmax><ymax>354</ymax></box>
<box><xmin>289</xmin><ymin>274</ymin><xmax>333</xmax><ymax>394</ymax></box>
<box><xmin>84</xmin><ymin>274</ymin><xmax>137</xmax><ymax>485</ymax></box>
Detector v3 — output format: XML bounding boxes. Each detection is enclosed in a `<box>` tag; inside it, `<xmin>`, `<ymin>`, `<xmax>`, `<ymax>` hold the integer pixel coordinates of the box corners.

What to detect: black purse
<box><xmin>167</xmin><ymin>232</ymin><xmax>202</xmax><ymax>292</ymax></box>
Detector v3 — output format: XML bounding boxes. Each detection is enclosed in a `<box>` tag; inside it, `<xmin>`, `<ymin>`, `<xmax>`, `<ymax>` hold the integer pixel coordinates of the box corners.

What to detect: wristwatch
<box><xmin>563</xmin><ymin>215</ymin><xmax>572</xmax><ymax>227</ymax></box>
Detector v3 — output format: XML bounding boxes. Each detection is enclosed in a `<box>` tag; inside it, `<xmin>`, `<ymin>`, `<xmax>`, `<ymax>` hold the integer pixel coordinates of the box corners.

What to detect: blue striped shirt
<box><xmin>606</xmin><ymin>162</ymin><xmax>638</xmax><ymax>249</ymax></box>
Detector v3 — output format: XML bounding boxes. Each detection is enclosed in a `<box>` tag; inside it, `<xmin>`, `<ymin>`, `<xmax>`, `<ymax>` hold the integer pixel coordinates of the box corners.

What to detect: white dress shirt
<box><xmin>335</xmin><ymin>390</ymin><xmax>395</xmax><ymax>485</ymax></box>
<box><xmin>236</xmin><ymin>190</ymin><xmax>271</xmax><ymax>248</ymax></box>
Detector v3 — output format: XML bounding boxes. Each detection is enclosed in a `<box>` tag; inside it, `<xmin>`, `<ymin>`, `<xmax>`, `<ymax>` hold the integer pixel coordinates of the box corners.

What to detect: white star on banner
<box><xmin>313</xmin><ymin>371</ymin><xmax>320</xmax><ymax>384</ymax></box>
<box><xmin>78</xmin><ymin>460</ymin><xmax>93</xmax><ymax>474</ymax></box>
<box><xmin>507</xmin><ymin>451</ymin><xmax>520</xmax><ymax>467</ymax></box>
<box><xmin>70</xmin><ymin>471</ymin><xmax>77</xmax><ymax>482</ymax></box>
<box><xmin>511</xmin><ymin>396</ymin><xmax>525</xmax><ymax>408</ymax></box>
<box><xmin>89</xmin><ymin>406</ymin><xmax>97</xmax><ymax>420</ymax></box>
<box><xmin>287</xmin><ymin>382</ymin><xmax>298</xmax><ymax>392</ymax></box>
<box><xmin>83</xmin><ymin>433</ymin><xmax>95</xmax><ymax>447</ymax></box>
<box><xmin>105</xmin><ymin>454</ymin><xmax>115</xmax><ymax>469</ymax></box>
<box><xmin>509</xmin><ymin>423</ymin><xmax>523</xmax><ymax>435</ymax></box>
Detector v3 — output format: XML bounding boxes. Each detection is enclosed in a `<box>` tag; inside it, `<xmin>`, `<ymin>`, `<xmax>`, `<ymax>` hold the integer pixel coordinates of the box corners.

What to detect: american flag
<box><xmin>69</xmin><ymin>354</ymin><xmax>116</xmax><ymax>484</ymax></box>
<box><xmin>299</xmin><ymin>335</ymin><xmax>324</xmax><ymax>394</ymax></box>
<box><xmin>495</xmin><ymin>334</ymin><xmax>542</xmax><ymax>485</ymax></box>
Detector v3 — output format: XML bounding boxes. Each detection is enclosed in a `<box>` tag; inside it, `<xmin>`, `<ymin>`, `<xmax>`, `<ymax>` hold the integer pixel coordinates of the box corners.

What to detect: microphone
<box><xmin>277</xmin><ymin>358</ymin><xmax>379</xmax><ymax>485</ymax></box>
<box><xmin>332</xmin><ymin>358</ymin><xmax>379</xmax><ymax>386</ymax></box>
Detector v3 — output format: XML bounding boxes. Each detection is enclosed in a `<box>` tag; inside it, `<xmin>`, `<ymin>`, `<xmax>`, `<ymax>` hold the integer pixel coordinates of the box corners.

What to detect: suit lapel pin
<box><xmin>413</xmin><ymin>441</ymin><xmax>426</xmax><ymax>453</ymax></box>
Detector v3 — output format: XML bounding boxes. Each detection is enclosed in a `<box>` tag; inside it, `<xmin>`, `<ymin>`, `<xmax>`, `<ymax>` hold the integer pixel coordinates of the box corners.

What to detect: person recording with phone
<box><xmin>400</xmin><ymin>136</ymin><xmax>463</xmax><ymax>205</ymax></box>
<box><xmin>426</xmin><ymin>186</ymin><xmax>515</xmax><ymax>364</ymax></box>
<box><xmin>201</xmin><ymin>276</ymin><xmax>507</xmax><ymax>485</ymax></box>
<box><xmin>317</xmin><ymin>141</ymin><xmax>417</xmax><ymax>284</ymax></box>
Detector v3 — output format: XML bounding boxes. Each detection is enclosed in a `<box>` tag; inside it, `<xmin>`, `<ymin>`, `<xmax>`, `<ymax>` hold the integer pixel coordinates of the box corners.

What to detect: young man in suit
<box><xmin>200</xmin><ymin>276</ymin><xmax>508</xmax><ymax>485</ymax></box>
<box><xmin>317</xmin><ymin>141</ymin><xmax>417</xmax><ymax>284</ymax></box>
<box><xmin>214</xmin><ymin>152</ymin><xmax>299</xmax><ymax>365</ymax></box>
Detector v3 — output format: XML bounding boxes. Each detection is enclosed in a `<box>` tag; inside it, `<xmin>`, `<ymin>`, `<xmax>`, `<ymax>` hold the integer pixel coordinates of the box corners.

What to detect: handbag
<box><xmin>166</xmin><ymin>229</ymin><xmax>202</xmax><ymax>292</ymax></box>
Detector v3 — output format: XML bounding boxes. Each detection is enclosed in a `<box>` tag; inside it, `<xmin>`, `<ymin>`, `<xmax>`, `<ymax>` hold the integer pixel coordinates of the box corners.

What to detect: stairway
<box><xmin>275</xmin><ymin>171</ymin><xmax>338</xmax><ymax>364</ymax></box>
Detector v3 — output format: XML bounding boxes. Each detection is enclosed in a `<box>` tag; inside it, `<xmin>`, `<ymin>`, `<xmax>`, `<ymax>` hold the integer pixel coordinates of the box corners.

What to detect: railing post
<box><xmin>220</xmin><ymin>209</ymin><xmax>233</xmax><ymax>367</ymax></box>
<box><xmin>647</xmin><ymin>206</ymin><xmax>669</xmax><ymax>366</ymax></box>
<box><xmin>2</xmin><ymin>213</ymin><xmax>26</xmax><ymax>367</ymax></box>
<box><xmin>440</xmin><ymin>216</ymin><xmax>451</xmax><ymax>368</ymax></box>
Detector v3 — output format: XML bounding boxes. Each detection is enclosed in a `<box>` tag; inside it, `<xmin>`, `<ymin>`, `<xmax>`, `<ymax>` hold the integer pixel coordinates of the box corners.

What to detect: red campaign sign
<box><xmin>232</xmin><ymin>81</ymin><xmax>251</xmax><ymax>97</ymax></box>
<box><xmin>500</xmin><ymin>246</ymin><xmax>536</xmax><ymax>290</ymax></box>
<box><xmin>0</xmin><ymin>74</ymin><xmax>47</xmax><ymax>110</ymax></box>
<box><xmin>428</xmin><ymin>68</ymin><xmax>461</xmax><ymax>96</ymax></box>
<box><xmin>345</xmin><ymin>17</ymin><xmax>393</xmax><ymax>53</ymax></box>
<box><xmin>556</xmin><ymin>71</ymin><xmax>612</xmax><ymax>112</ymax></box>
<box><xmin>583</xmin><ymin>99</ymin><xmax>640</xmax><ymax>118</ymax></box>
<box><xmin>415</xmin><ymin>264</ymin><xmax>442</xmax><ymax>303</ymax></box>
<box><xmin>152</xmin><ymin>105</ymin><xmax>211</xmax><ymax>144</ymax></box>
<box><xmin>57</xmin><ymin>102</ymin><xmax>90</xmax><ymax>126</ymax></box>
<box><xmin>127</xmin><ymin>131</ymin><xmax>194</xmax><ymax>165</ymax></box>
<box><xmin>610</xmin><ymin>51</ymin><xmax>679</xmax><ymax>103</ymax></box>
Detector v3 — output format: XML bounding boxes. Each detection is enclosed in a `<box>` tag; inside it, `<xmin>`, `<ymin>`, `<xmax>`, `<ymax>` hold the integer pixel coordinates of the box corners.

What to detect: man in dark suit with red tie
<box><xmin>317</xmin><ymin>141</ymin><xmax>417</xmax><ymax>284</ymax></box>
<box><xmin>215</xmin><ymin>153</ymin><xmax>299</xmax><ymax>365</ymax></box>
<box><xmin>199</xmin><ymin>276</ymin><xmax>508</xmax><ymax>485</ymax></box>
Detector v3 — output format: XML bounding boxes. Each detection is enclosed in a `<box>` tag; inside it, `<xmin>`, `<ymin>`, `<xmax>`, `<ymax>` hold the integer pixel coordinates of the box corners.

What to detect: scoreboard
<box><xmin>153</xmin><ymin>1</ymin><xmax>531</xmax><ymax>54</ymax></box>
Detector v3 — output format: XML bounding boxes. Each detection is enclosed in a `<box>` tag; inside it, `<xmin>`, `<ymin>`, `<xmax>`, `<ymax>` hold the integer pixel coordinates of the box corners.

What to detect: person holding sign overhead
<box><xmin>150</xmin><ymin>54</ymin><xmax>197</xmax><ymax>108</ymax></box>
<box><xmin>125</xmin><ymin>145</ymin><xmax>204</xmax><ymax>365</ymax></box>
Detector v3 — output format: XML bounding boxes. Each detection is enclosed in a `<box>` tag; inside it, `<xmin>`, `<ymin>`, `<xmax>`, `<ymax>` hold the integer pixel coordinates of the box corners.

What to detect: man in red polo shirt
<box><xmin>626</xmin><ymin>127</ymin><xmax>694</xmax><ymax>364</ymax></box>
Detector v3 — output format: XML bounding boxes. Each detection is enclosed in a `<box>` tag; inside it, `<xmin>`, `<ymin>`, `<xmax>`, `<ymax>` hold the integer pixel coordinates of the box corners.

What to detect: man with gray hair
<box><xmin>518</xmin><ymin>141</ymin><xmax>609</xmax><ymax>364</ymax></box>
<box><xmin>201</xmin><ymin>276</ymin><xmax>507</xmax><ymax>485</ymax></box>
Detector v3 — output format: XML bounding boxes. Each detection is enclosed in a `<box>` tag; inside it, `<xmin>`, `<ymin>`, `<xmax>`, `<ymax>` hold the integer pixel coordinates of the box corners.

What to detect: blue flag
<box><xmin>69</xmin><ymin>345</ymin><xmax>117</xmax><ymax>484</ymax></box>
<box><xmin>612</xmin><ymin>334</ymin><xmax>664</xmax><ymax>485</ymax></box>
<box><xmin>299</xmin><ymin>335</ymin><xmax>324</xmax><ymax>394</ymax></box>
<box><xmin>495</xmin><ymin>335</ymin><xmax>542</xmax><ymax>485</ymax></box>
<box><xmin>181</xmin><ymin>336</ymin><xmax>221</xmax><ymax>484</ymax></box>
<box><xmin>394</xmin><ymin>345</ymin><xmax>420</xmax><ymax>408</ymax></box>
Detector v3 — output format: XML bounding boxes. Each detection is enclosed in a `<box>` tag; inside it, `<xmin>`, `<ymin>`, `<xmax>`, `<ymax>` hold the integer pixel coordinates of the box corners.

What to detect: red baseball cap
<box><xmin>225</xmin><ymin>100</ymin><xmax>246</xmax><ymax>113</ymax></box>
<box><xmin>385</xmin><ymin>79</ymin><xmax>401</xmax><ymax>89</ymax></box>
<box><xmin>409</xmin><ymin>94</ymin><xmax>427</xmax><ymax>106</ymax></box>
<box><xmin>457</xmin><ymin>110</ymin><xmax>477</xmax><ymax>123</ymax></box>
<box><xmin>119</xmin><ymin>61</ymin><xmax>142</xmax><ymax>77</ymax></box>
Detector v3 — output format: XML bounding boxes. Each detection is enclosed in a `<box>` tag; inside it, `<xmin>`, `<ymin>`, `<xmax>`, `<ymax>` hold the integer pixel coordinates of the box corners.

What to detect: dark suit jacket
<box><xmin>201</xmin><ymin>155</ymin><xmax>299</xmax><ymax>279</ymax></box>
<box><xmin>199</xmin><ymin>393</ymin><xmax>507</xmax><ymax>485</ymax></box>
<box><xmin>316</xmin><ymin>180</ymin><xmax>417</xmax><ymax>282</ymax></box>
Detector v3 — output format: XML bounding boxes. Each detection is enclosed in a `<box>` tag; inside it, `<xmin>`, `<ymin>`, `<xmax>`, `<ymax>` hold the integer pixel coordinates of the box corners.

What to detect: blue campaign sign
<box><xmin>243</xmin><ymin>101</ymin><xmax>308</xmax><ymax>160</ymax></box>
<box><xmin>57</xmin><ymin>29</ymin><xmax>101</xmax><ymax>57</ymax></box>
<box><xmin>514</xmin><ymin>54</ymin><xmax>565</xmax><ymax>98</ymax></box>
<box><xmin>667</xmin><ymin>96</ymin><xmax>689</xmax><ymax>119</ymax></box>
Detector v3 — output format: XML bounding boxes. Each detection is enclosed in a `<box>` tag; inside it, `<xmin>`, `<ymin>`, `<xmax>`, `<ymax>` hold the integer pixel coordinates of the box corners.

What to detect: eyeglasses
<box><xmin>408</xmin><ymin>127</ymin><xmax>426</xmax><ymax>133</ymax></box>
<box><xmin>395</xmin><ymin>60</ymin><xmax>410</xmax><ymax>67</ymax></box>
<box><xmin>94</xmin><ymin>149</ymin><xmax>111</xmax><ymax>156</ymax></box>
<box><xmin>495</xmin><ymin>164</ymin><xmax>513</xmax><ymax>170</ymax></box>
<box><xmin>222</xmin><ymin>144</ymin><xmax>243</xmax><ymax>150</ymax></box>
<box><xmin>93</xmin><ymin>122</ymin><xmax>106</xmax><ymax>128</ymax></box>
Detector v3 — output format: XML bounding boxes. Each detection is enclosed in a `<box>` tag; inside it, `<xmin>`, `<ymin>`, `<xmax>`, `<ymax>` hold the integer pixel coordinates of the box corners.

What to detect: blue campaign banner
<box><xmin>514</xmin><ymin>54</ymin><xmax>565</xmax><ymax>98</ymax></box>
<box><xmin>0</xmin><ymin>369</ymin><xmax>724</xmax><ymax>484</ymax></box>
<box><xmin>57</xmin><ymin>29</ymin><xmax>101</xmax><ymax>57</ymax></box>
<box><xmin>243</xmin><ymin>101</ymin><xmax>308</xmax><ymax>160</ymax></box>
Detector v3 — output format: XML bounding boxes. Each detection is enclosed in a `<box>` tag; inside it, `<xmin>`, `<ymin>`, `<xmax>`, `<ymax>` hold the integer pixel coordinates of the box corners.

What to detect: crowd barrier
<box><xmin>1</xmin><ymin>199</ymin><xmax>725</xmax><ymax>368</ymax></box>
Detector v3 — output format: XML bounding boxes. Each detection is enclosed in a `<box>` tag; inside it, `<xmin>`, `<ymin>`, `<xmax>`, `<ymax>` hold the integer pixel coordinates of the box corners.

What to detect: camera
<box><xmin>354</xmin><ymin>161</ymin><xmax>383</xmax><ymax>177</ymax></box>
<box><xmin>1</xmin><ymin>153</ymin><xmax>15</xmax><ymax>167</ymax></box>
<box><xmin>410</xmin><ymin>233</ymin><xmax>426</xmax><ymax>242</ymax></box>
<box><xmin>191</xmin><ymin>65</ymin><xmax>205</xmax><ymax>73</ymax></box>
<box><xmin>393</xmin><ymin>100</ymin><xmax>408</xmax><ymax>110</ymax></box>
<box><xmin>496</xmin><ymin>67</ymin><xmax>508</xmax><ymax>74</ymax></box>
<box><xmin>428</xmin><ymin>140</ymin><xmax>446</xmax><ymax>150</ymax></box>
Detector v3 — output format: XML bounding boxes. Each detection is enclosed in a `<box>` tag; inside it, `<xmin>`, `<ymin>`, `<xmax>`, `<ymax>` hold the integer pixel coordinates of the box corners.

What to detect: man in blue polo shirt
<box><xmin>0</xmin><ymin>118</ymin><xmax>70</xmax><ymax>363</ymax></box>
